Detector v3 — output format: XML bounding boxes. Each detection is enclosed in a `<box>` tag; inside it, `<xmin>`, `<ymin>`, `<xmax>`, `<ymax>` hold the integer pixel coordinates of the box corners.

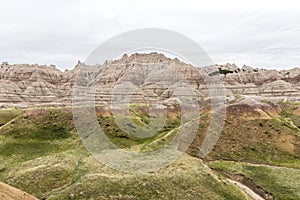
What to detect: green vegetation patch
<box><xmin>0</xmin><ymin>109</ymin><xmax>23</xmax><ymax>126</ymax></box>
<box><xmin>0</xmin><ymin>107</ymin><xmax>248</xmax><ymax>199</ymax></box>
<box><xmin>46</xmin><ymin>155</ymin><xmax>247</xmax><ymax>200</ymax></box>
<box><xmin>97</xmin><ymin>112</ymin><xmax>181</xmax><ymax>151</ymax></box>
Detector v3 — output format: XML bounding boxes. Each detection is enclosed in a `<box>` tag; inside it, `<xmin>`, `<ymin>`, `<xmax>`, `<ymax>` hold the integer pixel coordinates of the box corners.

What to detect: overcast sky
<box><xmin>1</xmin><ymin>0</ymin><xmax>300</xmax><ymax>70</ymax></box>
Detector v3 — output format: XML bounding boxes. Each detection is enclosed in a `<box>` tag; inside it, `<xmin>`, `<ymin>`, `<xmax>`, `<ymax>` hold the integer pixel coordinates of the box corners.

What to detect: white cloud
<box><xmin>0</xmin><ymin>0</ymin><xmax>300</xmax><ymax>69</ymax></box>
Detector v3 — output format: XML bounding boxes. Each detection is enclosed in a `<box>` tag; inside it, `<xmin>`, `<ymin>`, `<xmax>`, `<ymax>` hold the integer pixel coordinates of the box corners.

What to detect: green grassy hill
<box><xmin>0</xmin><ymin>107</ymin><xmax>247</xmax><ymax>200</ymax></box>
<box><xmin>0</xmin><ymin>101</ymin><xmax>299</xmax><ymax>199</ymax></box>
<box><xmin>188</xmin><ymin>101</ymin><xmax>300</xmax><ymax>199</ymax></box>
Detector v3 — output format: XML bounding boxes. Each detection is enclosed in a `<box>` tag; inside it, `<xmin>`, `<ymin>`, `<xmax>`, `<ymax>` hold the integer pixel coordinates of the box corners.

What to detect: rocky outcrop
<box><xmin>0</xmin><ymin>53</ymin><xmax>299</xmax><ymax>107</ymax></box>
<box><xmin>0</xmin><ymin>61</ymin><xmax>81</xmax><ymax>106</ymax></box>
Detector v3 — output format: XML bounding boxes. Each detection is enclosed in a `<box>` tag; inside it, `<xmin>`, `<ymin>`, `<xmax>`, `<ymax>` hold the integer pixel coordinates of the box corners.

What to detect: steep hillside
<box><xmin>188</xmin><ymin>99</ymin><xmax>300</xmax><ymax>168</ymax></box>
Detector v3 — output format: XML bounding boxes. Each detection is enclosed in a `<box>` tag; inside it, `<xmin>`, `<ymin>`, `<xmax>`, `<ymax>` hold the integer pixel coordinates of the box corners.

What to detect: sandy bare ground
<box><xmin>0</xmin><ymin>182</ymin><xmax>38</xmax><ymax>200</ymax></box>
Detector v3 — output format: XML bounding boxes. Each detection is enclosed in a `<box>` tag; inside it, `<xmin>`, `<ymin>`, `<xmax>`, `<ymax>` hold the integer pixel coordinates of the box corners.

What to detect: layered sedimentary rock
<box><xmin>0</xmin><ymin>53</ymin><xmax>299</xmax><ymax>107</ymax></box>
<box><xmin>0</xmin><ymin>62</ymin><xmax>72</xmax><ymax>105</ymax></box>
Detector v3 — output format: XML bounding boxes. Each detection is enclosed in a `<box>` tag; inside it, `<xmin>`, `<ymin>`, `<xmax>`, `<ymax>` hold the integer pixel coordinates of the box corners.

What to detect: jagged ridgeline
<box><xmin>0</xmin><ymin>52</ymin><xmax>299</xmax><ymax>107</ymax></box>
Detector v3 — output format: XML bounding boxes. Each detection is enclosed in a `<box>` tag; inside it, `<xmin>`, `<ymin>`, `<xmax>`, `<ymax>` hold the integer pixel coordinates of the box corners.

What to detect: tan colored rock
<box><xmin>0</xmin><ymin>53</ymin><xmax>299</xmax><ymax>107</ymax></box>
<box><xmin>0</xmin><ymin>182</ymin><xmax>38</xmax><ymax>200</ymax></box>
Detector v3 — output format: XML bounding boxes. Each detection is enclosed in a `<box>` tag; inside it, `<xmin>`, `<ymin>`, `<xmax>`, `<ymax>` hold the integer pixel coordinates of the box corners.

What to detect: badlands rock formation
<box><xmin>0</xmin><ymin>52</ymin><xmax>299</xmax><ymax>107</ymax></box>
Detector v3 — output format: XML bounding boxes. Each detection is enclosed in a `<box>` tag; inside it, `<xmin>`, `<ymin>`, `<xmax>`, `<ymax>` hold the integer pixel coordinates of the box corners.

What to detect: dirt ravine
<box><xmin>203</xmin><ymin>162</ymin><xmax>274</xmax><ymax>200</ymax></box>
<box><xmin>227</xmin><ymin>179</ymin><xmax>265</xmax><ymax>200</ymax></box>
<box><xmin>226</xmin><ymin>173</ymin><xmax>274</xmax><ymax>200</ymax></box>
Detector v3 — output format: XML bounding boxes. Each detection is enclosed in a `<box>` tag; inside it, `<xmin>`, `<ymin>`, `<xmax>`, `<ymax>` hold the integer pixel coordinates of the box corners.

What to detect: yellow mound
<box><xmin>293</xmin><ymin>106</ymin><xmax>300</xmax><ymax>116</ymax></box>
<box><xmin>0</xmin><ymin>182</ymin><xmax>38</xmax><ymax>200</ymax></box>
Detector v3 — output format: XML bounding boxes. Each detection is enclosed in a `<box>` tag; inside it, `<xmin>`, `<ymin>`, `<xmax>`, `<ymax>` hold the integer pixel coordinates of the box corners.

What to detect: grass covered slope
<box><xmin>1</xmin><ymin>101</ymin><xmax>299</xmax><ymax>199</ymax></box>
<box><xmin>188</xmin><ymin>101</ymin><xmax>300</xmax><ymax>168</ymax></box>
<box><xmin>187</xmin><ymin>101</ymin><xmax>300</xmax><ymax>199</ymax></box>
<box><xmin>0</xmin><ymin>107</ymin><xmax>248</xmax><ymax>200</ymax></box>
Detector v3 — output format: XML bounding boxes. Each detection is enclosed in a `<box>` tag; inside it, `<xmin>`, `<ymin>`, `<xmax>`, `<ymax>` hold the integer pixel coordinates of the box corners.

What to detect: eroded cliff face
<box><xmin>204</xmin><ymin>64</ymin><xmax>300</xmax><ymax>101</ymax></box>
<box><xmin>0</xmin><ymin>53</ymin><xmax>299</xmax><ymax>107</ymax></box>
<box><xmin>0</xmin><ymin>62</ymin><xmax>73</xmax><ymax>105</ymax></box>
